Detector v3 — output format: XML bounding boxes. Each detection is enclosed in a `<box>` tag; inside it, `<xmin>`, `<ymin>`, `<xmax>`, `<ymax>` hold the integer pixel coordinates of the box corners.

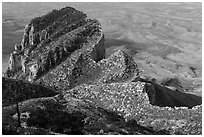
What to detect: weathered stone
<box><xmin>8</xmin><ymin>52</ymin><xmax>22</xmax><ymax>72</ymax></box>
<box><xmin>98</xmin><ymin>50</ymin><xmax>140</xmax><ymax>83</ymax></box>
<box><xmin>63</xmin><ymin>82</ymin><xmax>202</xmax><ymax>135</ymax></box>
<box><xmin>37</xmin><ymin>48</ymin><xmax>140</xmax><ymax>91</ymax></box>
<box><xmin>4</xmin><ymin>7</ymin><xmax>104</xmax><ymax>82</ymax></box>
<box><xmin>2</xmin><ymin>6</ymin><xmax>202</xmax><ymax>135</ymax></box>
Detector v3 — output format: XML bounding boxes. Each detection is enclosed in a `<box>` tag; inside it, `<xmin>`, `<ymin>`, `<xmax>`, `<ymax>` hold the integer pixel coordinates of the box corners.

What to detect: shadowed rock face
<box><xmin>138</xmin><ymin>78</ymin><xmax>202</xmax><ymax>108</ymax></box>
<box><xmin>2</xmin><ymin>6</ymin><xmax>202</xmax><ymax>135</ymax></box>
<box><xmin>2</xmin><ymin>96</ymin><xmax>171</xmax><ymax>135</ymax></box>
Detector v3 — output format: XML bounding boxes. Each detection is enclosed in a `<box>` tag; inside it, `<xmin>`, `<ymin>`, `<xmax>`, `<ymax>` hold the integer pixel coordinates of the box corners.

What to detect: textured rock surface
<box><xmin>37</xmin><ymin>49</ymin><xmax>139</xmax><ymax>91</ymax></box>
<box><xmin>65</xmin><ymin>82</ymin><xmax>153</xmax><ymax>116</ymax></box>
<box><xmin>4</xmin><ymin>7</ymin><xmax>105</xmax><ymax>82</ymax></box>
<box><xmin>98</xmin><ymin>50</ymin><xmax>140</xmax><ymax>83</ymax></box>
<box><xmin>2</xmin><ymin>6</ymin><xmax>202</xmax><ymax>135</ymax></box>
<box><xmin>64</xmin><ymin>82</ymin><xmax>202</xmax><ymax>134</ymax></box>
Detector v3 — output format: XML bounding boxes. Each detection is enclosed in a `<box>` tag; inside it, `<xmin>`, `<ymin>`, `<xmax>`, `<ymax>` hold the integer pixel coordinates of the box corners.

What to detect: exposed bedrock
<box><xmin>63</xmin><ymin>81</ymin><xmax>201</xmax><ymax>135</ymax></box>
<box><xmin>37</xmin><ymin>50</ymin><xmax>140</xmax><ymax>91</ymax></box>
<box><xmin>4</xmin><ymin>7</ymin><xmax>105</xmax><ymax>82</ymax></box>
<box><xmin>2</xmin><ymin>6</ymin><xmax>202</xmax><ymax>135</ymax></box>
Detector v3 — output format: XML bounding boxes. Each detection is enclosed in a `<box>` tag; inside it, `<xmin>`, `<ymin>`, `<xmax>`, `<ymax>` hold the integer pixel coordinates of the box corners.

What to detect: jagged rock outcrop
<box><xmin>2</xmin><ymin>6</ymin><xmax>202</xmax><ymax>135</ymax></box>
<box><xmin>98</xmin><ymin>50</ymin><xmax>140</xmax><ymax>83</ymax></box>
<box><xmin>37</xmin><ymin>50</ymin><xmax>140</xmax><ymax>91</ymax></box>
<box><xmin>6</xmin><ymin>43</ymin><xmax>24</xmax><ymax>78</ymax></box>
<box><xmin>4</xmin><ymin>7</ymin><xmax>105</xmax><ymax>82</ymax></box>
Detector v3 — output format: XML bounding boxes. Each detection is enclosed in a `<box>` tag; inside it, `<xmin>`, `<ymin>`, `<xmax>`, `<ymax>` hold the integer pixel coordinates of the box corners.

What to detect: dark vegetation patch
<box><xmin>26</xmin><ymin>101</ymin><xmax>85</xmax><ymax>134</ymax></box>
<box><xmin>2</xmin><ymin>96</ymin><xmax>170</xmax><ymax>135</ymax></box>
<box><xmin>2</xmin><ymin>77</ymin><xmax>57</xmax><ymax>107</ymax></box>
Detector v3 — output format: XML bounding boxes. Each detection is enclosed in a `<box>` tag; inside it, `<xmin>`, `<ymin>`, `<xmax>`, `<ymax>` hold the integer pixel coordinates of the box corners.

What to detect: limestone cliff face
<box><xmin>8</xmin><ymin>52</ymin><xmax>22</xmax><ymax>72</ymax></box>
<box><xmin>6</xmin><ymin>44</ymin><xmax>25</xmax><ymax>78</ymax></box>
<box><xmin>4</xmin><ymin>7</ymin><xmax>105</xmax><ymax>82</ymax></box>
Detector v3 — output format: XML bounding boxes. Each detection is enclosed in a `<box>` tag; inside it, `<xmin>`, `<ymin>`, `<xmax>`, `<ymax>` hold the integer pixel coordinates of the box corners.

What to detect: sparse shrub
<box><xmin>53</xmin><ymin>46</ymin><xmax>60</xmax><ymax>64</ymax></box>
<box><xmin>27</xmin><ymin>103</ymin><xmax>85</xmax><ymax>134</ymax></box>
<box><xmin>46</xmin><ymin>50</ymin><xmax>55</xmax><ymax>68</ymax></box>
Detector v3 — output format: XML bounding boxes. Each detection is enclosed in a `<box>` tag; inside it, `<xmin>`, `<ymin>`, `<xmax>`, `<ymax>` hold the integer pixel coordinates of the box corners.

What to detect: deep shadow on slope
<box><xmin>2</xmin><ymin>96</ymin><xmax>170</xmax><ymax>135</ymax></box>
<box><xmin>139</xmin><ymin>78</ymin><xmax>202</xmax><ymax>108</ymax></box>
<box><xmin>2</xmin><ymin>77</ymin><xmax>57</xmax><ymax>107</ymax></box>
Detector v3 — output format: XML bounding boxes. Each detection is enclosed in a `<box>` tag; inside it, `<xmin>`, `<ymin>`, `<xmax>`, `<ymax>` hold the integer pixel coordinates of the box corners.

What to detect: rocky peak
<box><xmin>98</xmin><ymin>49</ymin><xmax>140</xmax><ymax>83</ymax></box>
<box><xmin>2</xmin><ymin>6</ymin><xmax>202</xmax><ymax>135</ymax></box>
<box><xmin>36</xmin><ymin>48</ymin><xmax>140</xmax><ymax>91</ymax></box>
<box><xmin>4</xmin><ymin>6</ymin><xmax>105</xmax><ymax>82</ymax></box>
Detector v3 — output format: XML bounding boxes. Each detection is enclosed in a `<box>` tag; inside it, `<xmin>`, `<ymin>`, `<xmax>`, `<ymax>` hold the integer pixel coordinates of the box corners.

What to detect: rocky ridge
<box><xmin>4</xmin><ymin>7</ymin><xmax>105</xmax><ymax>82</ymax></box>
<box><xmin>37</xmin><ymin>49</ymin><xmax>139</xmax><ymax>91</ymax></box>
<box><xmin>2</xmin><ymin>6</ymin><xmax>202</xmax><ymax>135</ymax></box>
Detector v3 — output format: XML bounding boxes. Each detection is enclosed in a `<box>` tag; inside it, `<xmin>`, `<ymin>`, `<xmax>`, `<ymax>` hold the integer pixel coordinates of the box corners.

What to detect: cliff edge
<box><xmin>2</xmin><ymin>6</ymin><xmax>202</xmax><ymax>135</ymax></box>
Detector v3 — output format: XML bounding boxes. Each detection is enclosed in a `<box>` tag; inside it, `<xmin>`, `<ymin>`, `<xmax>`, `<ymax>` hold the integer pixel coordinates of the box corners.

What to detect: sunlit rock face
<box><xmin>98</xmin><ymin>50</ymin><xmax>140</xmax><ymax>83</ymax></box>
<box><xmin>37</xmin><ymin>49</ymin><xmax>140</xmax><ymax>91</ymax></box>
<box><xmin>2</xmin><ymin>5</ymin><xmax>202</xmax><ymax>135</ymax></box>
<box><xmin>63</xmin><ymin>81</ymin><xmax>201</xmax><ymax>135</ymax></box>
<box><xmin>8</xmin><ymin>52</ymin><xmax>21</xmax><ymax>71</ymax></box>
<box><xmin>4</xmin><ymin>7</ymin><xmax>105</xmax><ymax>82</ymax></box>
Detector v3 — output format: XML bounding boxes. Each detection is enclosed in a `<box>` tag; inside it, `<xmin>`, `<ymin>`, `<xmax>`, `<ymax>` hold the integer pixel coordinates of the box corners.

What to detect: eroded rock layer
<box><xmin>2</xmin><ymin>6</ymin><xmax>202</xmax><ymax>135</ymax></box>
<box><xmin>37</xmin><ymin>49</ymin><xmax>139</xmax><ymax>91</ymax></box>
<box><xmin>4</xmin><ymin>7</ymin><xmax>105</xmax><ymax>82</ymax></box>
